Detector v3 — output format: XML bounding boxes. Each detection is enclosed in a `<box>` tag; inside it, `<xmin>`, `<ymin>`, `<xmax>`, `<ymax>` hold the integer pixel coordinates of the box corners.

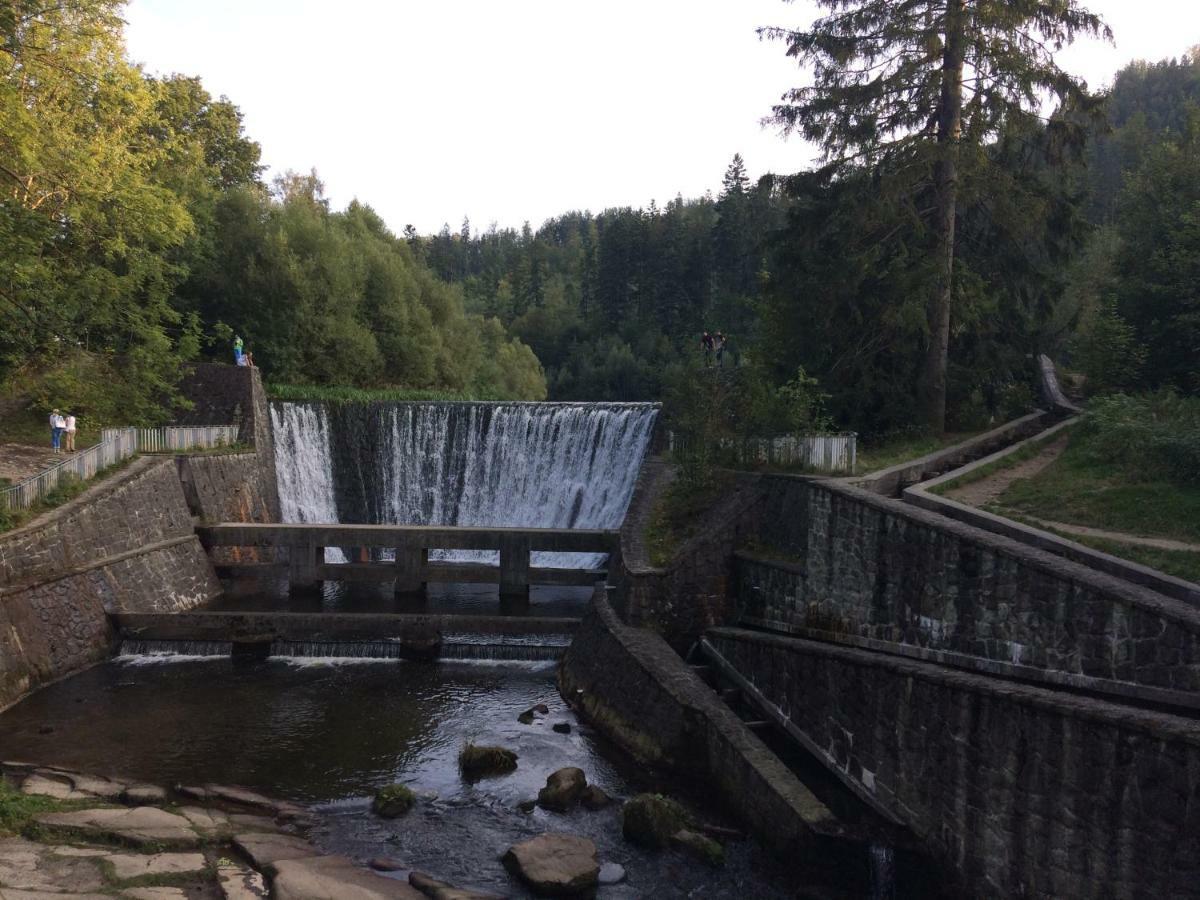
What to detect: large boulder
<box><xmin>458</xmin><ymin>744</ymin><xmax>518</xmax><ymax>781</ymax></box>
<box><xmin>536</xmin><ymin>768</ymin><xmax>587</xmax><ymax>812</ymax></box>
<box><xmin>620</xmin><ymin>794</ymin><xmax>689</xmax><ymax>850</ymax></box>
<box><xmin>372</xmin><ymin>784</ymin><xmax>416</xmax><ymax>818</ymax></box>
<box><xmin>501</xmin><ymin>833</ymin><xmax>599</xmax><ymax>896</ymax></box>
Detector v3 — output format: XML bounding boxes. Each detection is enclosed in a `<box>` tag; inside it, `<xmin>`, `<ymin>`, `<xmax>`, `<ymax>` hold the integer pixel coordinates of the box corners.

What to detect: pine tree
<box><xmin>762</xmin><ymin>0</ymin><xmax>1108</xmax><ymax>431</ymax></box>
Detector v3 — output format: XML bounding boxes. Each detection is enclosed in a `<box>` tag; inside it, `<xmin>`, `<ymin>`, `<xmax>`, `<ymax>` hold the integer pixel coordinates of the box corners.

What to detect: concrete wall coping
<box><xmin>764</xmin><ymin>475</ymin><xmax>1200</xmax><ymax>635</ymax></box>
<box><xmin>269</xmin><ymin>399</ymin><xmax>662</xmax><ymax>409</ymax></box>
<box><xmin>708</xmin><ymin>627</ymin><xmax>1200</xmax><ymax>745</ymax></box>
<box><xmin>853</xmin><ymin>409</ymin><xmax>1055</xmax><ymax>495</ymax></box>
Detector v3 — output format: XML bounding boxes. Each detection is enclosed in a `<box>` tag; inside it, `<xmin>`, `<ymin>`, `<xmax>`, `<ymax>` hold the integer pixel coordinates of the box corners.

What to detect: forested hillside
<box><xmin>0</xmin><ymin>1</ymin><xmax>545</xmax><ymax>425</ymax></box>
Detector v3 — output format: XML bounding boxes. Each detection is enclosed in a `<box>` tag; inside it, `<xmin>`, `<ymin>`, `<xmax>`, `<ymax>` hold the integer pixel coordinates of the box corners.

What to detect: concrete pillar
<box><xmin>289</xmin><ymin>542</ymin><xmax>322</xmax><ymax>596</ymax></box>
<box><xmin>395</xmin><ymin>544</ymin><xmax>427</xmax><ymax>595</ymax></box>
<box><xmin>499</xmin><ymin>534</ymin><xmax>531</xmax><ymax>599</ymax></box>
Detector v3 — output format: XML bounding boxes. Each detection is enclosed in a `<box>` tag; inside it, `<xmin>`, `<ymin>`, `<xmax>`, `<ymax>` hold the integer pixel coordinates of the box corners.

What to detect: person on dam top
<box><xmin>233</xmin><ymin>334</ymin><xmax>244</xmax><ymax>365</ymax></box>
<box><xmin>64</xmin><ymin>412</ymin><xmax>77</xmax><ymax>452</ymax></box>
<box><xmin>49</xmin><ymin>409</ymin><xmax>65</xmax><ymax>453</ymax></box>
<box><xmin>701</xmin><ymin>331</ymin><xmax>714</xmax><ymax>365</ymax></box>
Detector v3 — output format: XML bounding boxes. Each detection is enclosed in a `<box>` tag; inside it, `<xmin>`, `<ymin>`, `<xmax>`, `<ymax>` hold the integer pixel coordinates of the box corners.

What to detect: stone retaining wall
<box><xmin>745</xmin><ymin>476</ymin><xmax>1200</xmax><ymax>704</ymax></box>
<box><xmin>0</xmin><ymin>457</ymin><xmax>221</xmax><ymax>710</ymax></box>
<box><xmin>559</xmin><ymin>593</ymin><xmax>839</xmax><ymax>855</ymax></box>
<box><xmin>707</xmin><ymin>628</ymin><xmax>1200</xmax><ymax>899</ymax></box>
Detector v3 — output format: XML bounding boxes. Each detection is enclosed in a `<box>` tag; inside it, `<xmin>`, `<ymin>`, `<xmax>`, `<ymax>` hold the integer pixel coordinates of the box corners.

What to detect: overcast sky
<box><xmin>124</xmin><ymin>0</ymin><xmax>1199</xmax><ymax>235</ymax></box>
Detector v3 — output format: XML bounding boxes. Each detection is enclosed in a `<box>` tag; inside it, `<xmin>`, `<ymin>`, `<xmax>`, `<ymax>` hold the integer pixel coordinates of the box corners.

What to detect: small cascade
<box><xmin>118</xmin><ymin>639</ymin><xmax>231</xmax><ymax>658</ymax></box>
<box><xmin>270</xmin><ymin>401</ymin><xmax>658</xmax><ymax>568</ymax></box>
<box><xmin>118</xmin><ymin>637</ymin><xmax>572</xmax><ymax>663</ymax></box>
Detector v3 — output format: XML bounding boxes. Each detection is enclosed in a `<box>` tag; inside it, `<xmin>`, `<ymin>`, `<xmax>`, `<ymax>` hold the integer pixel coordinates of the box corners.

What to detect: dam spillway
<box><xmin>269</xmin><ymin>401</ymin><xmax>658</xmax><ymax>567</ymax></box>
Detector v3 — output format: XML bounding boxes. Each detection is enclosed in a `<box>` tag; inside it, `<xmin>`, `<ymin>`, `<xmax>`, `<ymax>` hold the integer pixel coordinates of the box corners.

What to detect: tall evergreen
<box><xmin>762</xmin><ymin>0</ymin><xmax>1108</xmax><ymax>431</ymax></box>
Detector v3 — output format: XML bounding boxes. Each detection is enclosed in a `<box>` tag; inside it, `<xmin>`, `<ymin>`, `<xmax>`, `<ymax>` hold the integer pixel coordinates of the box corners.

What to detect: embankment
<box><xmin>0</xmin><ymin>457</ymin><xmax>221</xmax><ymax>709</ymax></box>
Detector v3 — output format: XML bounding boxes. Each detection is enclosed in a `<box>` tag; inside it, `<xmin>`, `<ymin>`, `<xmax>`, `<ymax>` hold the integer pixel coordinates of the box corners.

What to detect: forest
<box><xmin>1</xmin><ymin>0</ymin><xmax>1198</xmax><ymax>442</ymax></box>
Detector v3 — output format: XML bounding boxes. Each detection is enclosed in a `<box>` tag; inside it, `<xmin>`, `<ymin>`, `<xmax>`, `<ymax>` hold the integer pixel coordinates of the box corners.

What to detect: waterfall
<box><xmin>270</xmin><ymin>401</ymin><xmax>658</xmax><ymax>567</ymax></box>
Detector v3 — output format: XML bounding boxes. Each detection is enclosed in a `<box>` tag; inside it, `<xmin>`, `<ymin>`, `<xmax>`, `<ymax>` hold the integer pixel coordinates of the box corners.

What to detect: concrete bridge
<box><xmin>197</xmin><ymin>523</ymin><xmax>619</xmax><ymax>596</ymax></box>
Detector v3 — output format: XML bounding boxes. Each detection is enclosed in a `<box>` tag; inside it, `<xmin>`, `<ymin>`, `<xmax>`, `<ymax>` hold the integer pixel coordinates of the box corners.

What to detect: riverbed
<box><xmin>0</xmin><ymin>655</ymin><xmax>813</xmax><ymax>898</ymax></box>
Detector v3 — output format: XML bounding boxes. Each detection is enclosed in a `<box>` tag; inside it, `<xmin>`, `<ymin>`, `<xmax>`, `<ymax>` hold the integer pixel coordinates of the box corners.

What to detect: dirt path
<box><xmin>0</xmin><ymin>442</ymin><xmax>65</xmax><ymax>484</ymax></box>
<box><xmin>1024</xmin><ymin>518</ymin><xmax>1200</xmax><ymax>553</ymax></box>
<box><xmin>943</xmin><ymin>435</ymin><xmax>1069</xmax><ymax>508</ymax></box>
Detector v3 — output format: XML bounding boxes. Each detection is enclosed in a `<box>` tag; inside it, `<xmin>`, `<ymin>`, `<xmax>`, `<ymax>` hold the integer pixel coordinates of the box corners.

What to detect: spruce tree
<box><xmin>762</xmin><ymin>0</ymin><xmax>1108</xmax><ymax>431</ymax></box>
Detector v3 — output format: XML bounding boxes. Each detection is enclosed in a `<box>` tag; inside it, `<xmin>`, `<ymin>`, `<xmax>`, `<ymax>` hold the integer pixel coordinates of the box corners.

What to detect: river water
<box><xmin>0</xmin><ymin>655</ymin><xmax>822</xmax><ymax>898</ymax></box>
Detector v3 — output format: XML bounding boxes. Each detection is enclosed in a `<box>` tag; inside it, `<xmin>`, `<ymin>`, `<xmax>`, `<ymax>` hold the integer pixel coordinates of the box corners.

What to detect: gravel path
<box><xmin>1023</xmin><ymin>518</ymin><xmax>1200</xmax><ymax>553</ymax></box>
<box><xmin>943</xmin><ymin>436</ymin><xmax>1068</xmax><ymax>508</ymax></box>
<box><xmin>0</xmin><ymin>442</ymin><xmax>64</xmax><ymax>484</ymax></box>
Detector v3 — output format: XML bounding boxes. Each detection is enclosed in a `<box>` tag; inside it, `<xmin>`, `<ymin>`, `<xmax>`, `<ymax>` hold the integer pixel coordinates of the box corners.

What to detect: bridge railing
<box><xmin>197</xmin><ymin>523</ymin><xmax>621</xmax><ymax>596</ymax></box>
<box><xmin>1</xmin><ymin>425</ymin><xmax>240</xmax><ymax>514</ymax></box>
<box><xmin>667</xmin><ymin>431</ymin><xmax>857</xmax><ymax>473</ymax></box>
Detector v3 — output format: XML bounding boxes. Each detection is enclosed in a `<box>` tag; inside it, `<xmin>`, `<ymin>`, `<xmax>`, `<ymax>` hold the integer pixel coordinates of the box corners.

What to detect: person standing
<box><xmin>64</xmin><ymin>413</ymin><xmax>77</xmax><ymax>452</ymax></box>
<box><xmin>715</xmin><ymin>332</ymin><xmax>727</xmax><ymax>367</ymax></box>
<box><xmin>233</xmin><ymin>335</ymin><xmax>244</xmax><ymax>365</ymax></box>
<box><xmin>49</xmin><ymin>409</ymin><xmax>64</xmax><ymax>453</ymax></box>
<box><xmin>701</xmin><ymin>331</ymin><xmax>714</xmax><ymax>366</ymax></box>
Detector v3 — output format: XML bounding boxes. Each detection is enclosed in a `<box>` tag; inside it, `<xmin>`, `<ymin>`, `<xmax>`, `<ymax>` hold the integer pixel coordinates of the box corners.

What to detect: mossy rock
<box><xmin>458</xmin><ymin>743</ymin><xmax>518</xmax><ymax>781</ymax></box>
<box><xmin>371</xmin><ymin>784</ymin><xmax>416</xmax><ymax>818</ymax></box>
<box><xmin>672</xmin><ymin>828</ymin><xmax>725</xmax><ymax>867</ymax></box>
<box><xmin>621</xmin><ymin>793</ymin><xmax>690</xmax><ymax>849</ymax></box>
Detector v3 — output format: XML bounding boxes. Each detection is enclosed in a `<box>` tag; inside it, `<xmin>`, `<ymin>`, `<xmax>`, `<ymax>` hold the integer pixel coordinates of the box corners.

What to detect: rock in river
<box><xmin>537</xmin><ymin>767</ymin><xmax>587</xmax><ymax>812</ymax></box>
<box><xmin>372</xmin><ymin>783</ymin><xmax>417</xmax><ymax>818</ymax></box>
<box><xmin>458</xmin><ymin>743</ymin><xmax>518</xmax><ymax>780</ymax></box>
<box><xmin>501</xmin><ymin>833</ymin><xmax>599</xmax><ymax>896</ymax></box>
<box><xmin>621</xmin><ymin>793</ymin><xmax>690</xmax><ymax>850</ymax></box>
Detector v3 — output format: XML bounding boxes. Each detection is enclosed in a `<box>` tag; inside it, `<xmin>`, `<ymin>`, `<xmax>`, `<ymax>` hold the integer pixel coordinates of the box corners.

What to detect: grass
<box><xmin>0</xmin><ymin>458</ymin><xmax>135</xmax><ymax>534</ymax></box>
<box><xmin>268</xmin><ymin>383</ymin><xmax>493</xmax><ymax>403</ymax></box>
<box><xmin>854</xmin><ymin>430</ymin><xmax>985</xmax><ymax>475</ymax></box>
<box><xmin>991</xmin><ymin>431</ymin><xmax>1200</xmax><ymax>544</ymax></box>
<box><xmin>0</xmin><ymin>407</ymin><xmax>102</xmax><ymax>452</ymax></box>
<box><xmin>0</xmin><ymin>778</ymin><xmax>78</xmax><ymax>837</ymax></box>
<box><xmin>643</xmin><ymin>472</ymin><xmax>736</xmax><ymax>567</ymax></box>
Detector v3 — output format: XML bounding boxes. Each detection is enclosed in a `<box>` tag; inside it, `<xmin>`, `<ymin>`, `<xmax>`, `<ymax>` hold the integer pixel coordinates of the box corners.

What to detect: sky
<box><xmin>124</xmin><ymin>0</ymin><xmax>1200</xmax><ymax>236</ymax></box>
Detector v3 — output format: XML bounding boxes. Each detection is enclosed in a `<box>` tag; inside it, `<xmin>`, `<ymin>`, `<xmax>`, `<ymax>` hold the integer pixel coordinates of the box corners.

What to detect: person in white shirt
<box><xmin>64</xmin><ymin>413</ymin><xmax>77</xmax><ymax>452</ymax></box>
<box><xmin>49</xmin><ymin>410</ymin><xmax>65</xmax><ymax>453</ymax></box>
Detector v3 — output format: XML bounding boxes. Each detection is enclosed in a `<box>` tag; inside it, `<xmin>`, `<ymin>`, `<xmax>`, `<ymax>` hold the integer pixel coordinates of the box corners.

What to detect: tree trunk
<box><xmin>922</xmin><ymin>0</ymin><xmax>967</xmax><ymax>434</ymax></box>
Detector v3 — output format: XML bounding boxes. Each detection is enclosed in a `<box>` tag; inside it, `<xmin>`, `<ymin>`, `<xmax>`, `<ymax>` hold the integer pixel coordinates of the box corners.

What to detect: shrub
<box><xmin>1079</xmin><ymin>391</ymin><xmax>1200</xmax><ymax>485</ymax></box>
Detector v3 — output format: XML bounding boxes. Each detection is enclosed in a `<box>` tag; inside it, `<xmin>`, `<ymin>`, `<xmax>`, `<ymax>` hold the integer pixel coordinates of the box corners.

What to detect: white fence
<box><xmin>1</xmin><ymin>425</ymin><xmax>238</xmax><ymax>513</ymax></box>
<box><xmin>101</xmin><ymin>426</ymin><xmax>239</xmax><ymax>453</ymax></box>
<box><xmin>668</xmin><ymin>431</ymin><xmax>857</xmax><ymax>473</ymax></box>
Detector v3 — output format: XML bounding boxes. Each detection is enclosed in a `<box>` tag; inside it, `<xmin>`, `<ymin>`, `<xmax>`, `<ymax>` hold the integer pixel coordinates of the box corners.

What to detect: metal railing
<box><xmin>668</xmin><ymin>431</ymin><xmax>857</xmax><ymax>473</ymax></box>
<box><xmin>101</xmin><ymin>425</ymin><xmax>239</xmax><ymax>453</ymax></box>
<box><xmin>1</xmin><ymin>425</ymin><xmax>238</xmax><ymax>513</ymax></box>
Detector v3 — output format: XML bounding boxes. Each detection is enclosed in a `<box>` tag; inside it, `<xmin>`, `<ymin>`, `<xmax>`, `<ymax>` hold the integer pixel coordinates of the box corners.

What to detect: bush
<box><xmin>1079</xmin><ymin>391</ymin><xmax>1200</xmax><ymax>485</ymax></box>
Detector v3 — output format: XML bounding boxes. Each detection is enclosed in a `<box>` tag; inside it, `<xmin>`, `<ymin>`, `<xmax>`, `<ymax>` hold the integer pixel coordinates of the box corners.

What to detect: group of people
<box><xmin>700</xmin><ymin>331</ymin><xmax>728</xmax><ymax>367</ymax></box>
<box><xmin>233</xmin><ymin>335</ymin><xmax>255</xmax><ymax>367</ymax></box>
<box><xmin>48</xmin><ymin>409</ymin><xmax>77</xmax><ymax>453</ymax></box>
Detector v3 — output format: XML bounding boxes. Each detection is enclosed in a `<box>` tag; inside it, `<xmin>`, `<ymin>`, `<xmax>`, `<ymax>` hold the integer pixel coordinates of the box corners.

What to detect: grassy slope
<box><xmin>643</xmin><ymin>473</ymin><xmax>736</xmax><ymax>567</ymax></box>
<box><xmin>993</xmin><ymin>434</ymin><xmax>1200</xmax><ymax>544</ymax></box>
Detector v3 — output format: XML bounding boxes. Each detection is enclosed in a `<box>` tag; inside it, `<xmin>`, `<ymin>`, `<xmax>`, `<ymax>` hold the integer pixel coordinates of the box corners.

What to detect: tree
<box><xmin>762</xmin><ymin>0</ymin><xmax>1108</xmax><ymax>431</ymax></box>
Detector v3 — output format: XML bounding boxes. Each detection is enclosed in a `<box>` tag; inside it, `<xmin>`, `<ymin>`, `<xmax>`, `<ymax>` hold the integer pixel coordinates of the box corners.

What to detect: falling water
<box><xmin>269</xmin><ymin>401</ymin><xmax>658</xmax><ymax>567</ymax></box>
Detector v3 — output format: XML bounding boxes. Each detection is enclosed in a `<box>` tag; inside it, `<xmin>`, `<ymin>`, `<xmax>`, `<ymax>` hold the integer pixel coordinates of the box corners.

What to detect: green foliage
<box><xmin>1077</xmin><ymin>392</ymin><xmax>1200</xmax><ymax>485</ymax></box>
<box><xmin>0</xmin><ymin>778</ymin><xmax>67</xmax><ymax>836</ymax></box>
<box><xmin>1069</xmin><ymin>298</ymin><xmax>1147</xmax><ymax>394</ymax></box>
<box><xmin>644</xmin><ymin>473</ymin><xmax>735</xmax><ymax>567</ymax></box>
<box><xmin>371</xmin><ymin>784</ymin><xmax>416</xmax><ymax>818</ymax></box>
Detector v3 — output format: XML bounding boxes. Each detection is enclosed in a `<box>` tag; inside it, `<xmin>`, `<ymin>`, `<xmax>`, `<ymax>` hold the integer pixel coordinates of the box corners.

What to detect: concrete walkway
<box><xmin>0</xmin><ymin>442</ymin><xmax>64</xmax><ymax>485</ymax></box>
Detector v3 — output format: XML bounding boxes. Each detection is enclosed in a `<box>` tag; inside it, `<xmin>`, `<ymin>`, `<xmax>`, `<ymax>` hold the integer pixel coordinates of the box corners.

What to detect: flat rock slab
<box><xmin>121</xmin><ymin>889</ymin><xmax>191</xmax><ymax>899</ymax></box>
<box><xmin>178</xmin><ymin>806</ymin><xmax>230</xmax><ymax>835</ymax></box>
<box><xmin>217</xmin><ymin>861</ymin><xmax>269</xmax><ymax>899</ymax></box>
<box><xmin>34</xmin><ymin>807</ymin><xmax>200</xmax><ymax>849</ymax></box>
<box><xmin>0</xmin><ymin>891</ymin><xmax>113</xmax><ymax>899</ymax></box>
<box><xmin>105</xmin><ymin>851</ymin><xmax>207</xmax><ymax>881</ymax></box>
<box><xmin>19</xmin><ymin>774</ymin><xmax>91</xmax><ymax>802</ymax></box>
<box><xmin>273</xmin><ymin>855</ymin><xmax>425</xmax><ymax>899</ymax></box>
<box><xmin>501</xmin><ymin>833</ymin><xmax>599</xmax><ymax>896</ymax></box>
<box><xmin>229</xmin><ymin>813</ymin><xmax>282</xmax><ymax>833</ymax></box>
<box><xmin>0</xmin><ymin>838</ymin><xmax>105</xmax><ymax>892</ymax></box>
<box><xmin>232</xmin><ymin>833</ymin><xmax>319</xmax><ymax>871</ymax></box>
<box><xmin>201</xmin><ymin>784</ymin><xmax>278</xmax><ymax>812</ymax></box>
<box><xmin>122</xmin><ymin>784</ymin><xmax>167</xmax><ymax>805</ymax></box>
<box><xmin>408</xmin><ymin>870</ymin><xmax>505</xmax><ymax>899</ymax></box>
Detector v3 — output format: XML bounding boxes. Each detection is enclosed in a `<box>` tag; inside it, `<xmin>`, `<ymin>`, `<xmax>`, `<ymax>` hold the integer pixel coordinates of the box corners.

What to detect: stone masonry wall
<box><xmin>708</xmin><ymin>628</ymin><xmax>1200</xmax><ymax>899</ymax></box>
<box><xmin>175</xmin><ymin>363</ymin><xmax>279</xmax><ymax>523</ymax></box>
<box><xmin>560</xmin><ymin>593</ymin><xmax>839</xmax><ymax>857</ymax></box>
<box><xmin>746</xmin><ymin>476</ymin><xmax>1200</xmax><ymax>701</ymax></box>
<box><xmin>0</xmin><ymin>457</ymin><xmax>221</xmax><ymax>710</ymax></box>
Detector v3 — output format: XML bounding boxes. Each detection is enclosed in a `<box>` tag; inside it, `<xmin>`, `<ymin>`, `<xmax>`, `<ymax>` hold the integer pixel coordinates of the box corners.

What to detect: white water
<box><xmin>270</xmin><ymin>402</ymin><xmax>658</xmax><ymax>568</ymax></box>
